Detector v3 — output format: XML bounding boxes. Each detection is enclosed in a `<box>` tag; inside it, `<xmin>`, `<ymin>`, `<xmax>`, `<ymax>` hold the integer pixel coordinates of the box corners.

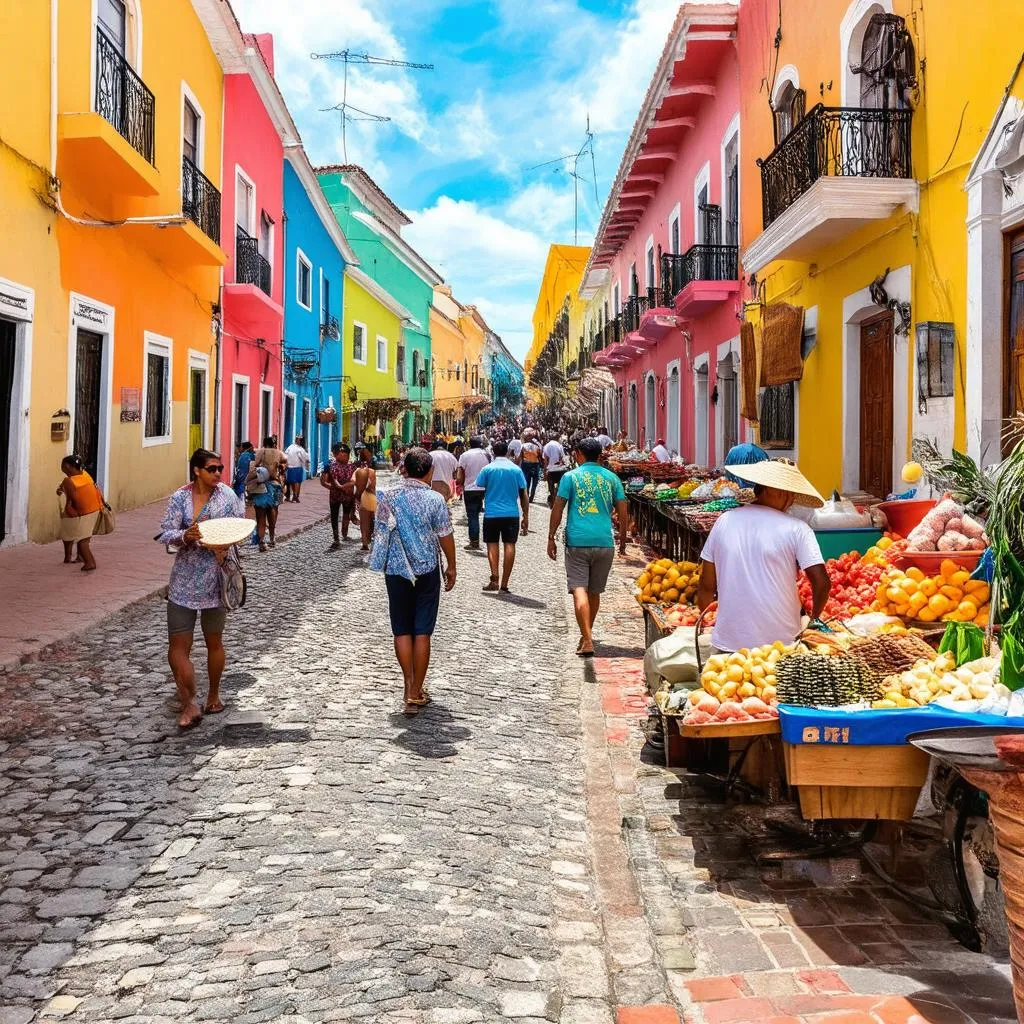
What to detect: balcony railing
<box><xmin>235</xmin><ymin>226</ymin><xmax>271</xmax><ymax>295</ymax></box>
<box><xmin>758</xmin><ymin>104</ymin><xmax>912</xmax><ymax>228</ymax></box>
<box><xmin>621</xmin><ymin>295</ymin><xmax>652</xmax><ymax>334</ymax></box>
<box><xmin>320</xmin><ymin>314</ymin><xmax>340</xmax><ymax>340</ymax></box>
<box><xmin>661</xmin><ymin>246</ymin><xmax>739</xmax><ymax>297</ymax></box>
<box><xmin>607</xmin><ymin>315</ymin><xmax>622</xmax><ymax>347</ymax></box>
<box><xmin>182</xmin><ymin>155</ymin><xmax>221</xmax><ymax>245</ymax></box>
<box><xmin>95</xmin><ymin>28</ymin><xmax>155</xmax><ymax>164</ymax></box>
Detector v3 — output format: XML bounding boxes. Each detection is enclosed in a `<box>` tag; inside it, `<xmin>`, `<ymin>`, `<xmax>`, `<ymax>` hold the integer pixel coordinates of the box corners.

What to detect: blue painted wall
<box><xmin>283</xmin><ymin>160</ymin><xmax>347</xmax><ymax>473</ymax></box>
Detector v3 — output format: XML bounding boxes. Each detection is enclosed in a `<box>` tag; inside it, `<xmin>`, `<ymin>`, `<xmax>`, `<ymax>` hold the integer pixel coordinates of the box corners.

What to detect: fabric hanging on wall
<box><xmin>760</xmin><ymin>302</ymin><xmax>805</xmax><ymax>386</ymax></box>
<box><xmin>740</xmin><ymin>321</ymin><xmax>759</xmax><ymax>423</ymax></box>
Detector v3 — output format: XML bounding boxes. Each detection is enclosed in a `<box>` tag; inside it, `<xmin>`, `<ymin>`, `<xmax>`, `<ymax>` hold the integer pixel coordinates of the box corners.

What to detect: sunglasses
<box><xmin>202</xmin><ymin>464</ymin><xmax>225</xmax><ymax>473</ymax></box>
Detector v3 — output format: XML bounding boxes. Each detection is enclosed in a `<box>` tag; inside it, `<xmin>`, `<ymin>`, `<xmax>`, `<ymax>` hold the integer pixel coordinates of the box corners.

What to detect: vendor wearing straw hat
<box><xmin>696</xmin><ymin>459</ymin><xmax>832</xmax><ymax>653</ymax></box>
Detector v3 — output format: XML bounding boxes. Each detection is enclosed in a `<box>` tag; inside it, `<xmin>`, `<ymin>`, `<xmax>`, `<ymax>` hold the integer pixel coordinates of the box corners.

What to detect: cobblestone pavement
<box><xmin>0</xmin><ymin>502</ymin><xmax>620</xmax><ymax>1024</ymax></box>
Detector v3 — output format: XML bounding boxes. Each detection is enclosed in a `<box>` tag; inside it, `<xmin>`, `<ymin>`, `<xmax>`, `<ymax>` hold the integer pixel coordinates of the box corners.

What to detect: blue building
<box><xmin>282</xmin><ymin>148</ymin><xmax>358</xmax><ymax>473</ymax></box>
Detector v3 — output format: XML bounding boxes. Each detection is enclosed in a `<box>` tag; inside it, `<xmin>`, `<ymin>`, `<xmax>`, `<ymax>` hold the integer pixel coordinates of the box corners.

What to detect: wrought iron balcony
<box><xmin>621</xmin><ymin>295</ymin><xmax>653</xmax><ymax>335</ymax></box>
<box><xmin>758</xmin><ymin>104</ymin><xmax>912</xmax><ymax>228</ymax></box>
<box><xmin>661</xmin><ymin>246</ymin><xmax>739</xmax><ymax>297</ymax></box>
<box><xmin>182</xmin><ymin>155</ymin><xmax>221</xmax><ymax>245</ymax></box>
<box><xmin>285</xmin><ymin>349</ymin><xmax>317</xmax><ymax>379</ymax></box>
<box><xmin>607</xmin><ymin>315</ymin><xmax>622</xmax><ymax>347</ymax></box>
<box><xmin>95</xmin><ymin>28</ymin><xmax>155</xmax><ymax>165</ymax></box>
<box><xmin>320</xmin><ymin>314</ymin><xmax>340</xmax><ymax>340</ymax></box>
<box><xmin>235</xmin><ymin>226</ymin><xmax>271</xmax><ymax>294</ymax></box>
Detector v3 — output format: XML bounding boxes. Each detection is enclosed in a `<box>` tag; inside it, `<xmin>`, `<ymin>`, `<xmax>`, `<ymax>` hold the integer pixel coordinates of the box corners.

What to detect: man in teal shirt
<box><xmin>547</xmin><ymin>437</ymin><xmax>628</xmax><ymax>656</ymax></box>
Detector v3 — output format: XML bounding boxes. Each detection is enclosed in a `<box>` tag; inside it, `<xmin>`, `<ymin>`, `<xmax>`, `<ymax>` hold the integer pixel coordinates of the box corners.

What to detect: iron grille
<box><xmin>660</xmin><ymin>245</ymin><xmax>738</xmax><ymax>297</ymax></box>
<box><xmin>759</xmin><ymin>383</ymin><xmax>795</xmax><ymax>449</ymax></box>
<box><xmin>182</xmin><ymin>155</ymin><xmax>222</xmax><ymax>245</ymax></box>
<box><xmin>235</xmin><ymin>227</ymin><xmax>271</xmax><ymax>294</ymax></box>
<box><xmin>285</xmin><ymin>349</ymin><xmax>318</xmax><ymax>380</ymax></box>
<box><xmin>621</xmin><ymin>294</ymin><xmax>652</xmax><ymax>334</ymax></box>
<box><xmin>320</xmin><ymin>315</ymin><xmax>340</xmax><ymax>341</ymax></box>
<box><xmin>699</xmin><ymin>203</ymin><xmax>722</xmax><ymax>244</ymax></box>
<box><xmin>758</xmin><ymin>104</ymin><xmax>912</xmax><ymax>227</ymax></box>
<box><xmin>607</xmin><ymin>316</ymin><xmax>622</xmax><ymax>347</ymax></box>
<box><xmin>95</xmin><ymin>28</ymin><xmax>155</xmax><ymax>165</ymax></box>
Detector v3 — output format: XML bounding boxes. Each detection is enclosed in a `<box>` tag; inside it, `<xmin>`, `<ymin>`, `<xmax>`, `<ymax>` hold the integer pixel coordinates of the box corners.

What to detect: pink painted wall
<box><xmin>608</xmin><ymin>41</ymin><xmax>742</xmax><ymax>465</ymax></box>
<box><xmin>220</xmin><ymin>42</ymin><xmax>285</xmax><ymax>455</ymax></box>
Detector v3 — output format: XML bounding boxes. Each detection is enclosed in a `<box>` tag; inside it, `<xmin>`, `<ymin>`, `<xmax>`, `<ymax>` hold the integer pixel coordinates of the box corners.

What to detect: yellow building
<box><xmin>524</xmin><ymin>244</ymin><xmax>591</xmax><ymax>409</ymax></box>
<box><xmin>341</xmin><ymin>266</ymin><xmax>410</xmax><ymax>448</ymax></box>
<box><xmin>0</xmin><ymin>0</ymin><xmax>229</xmax><ymax>544</ymax></box>
<box><xmin>738</xmin><ymin>0</ymin><xmax>1024</xmax><ymax>497</ymax></box>
<box><xmin>430</xmin><ymin>286</ymin><xmax>468</xmax><ymax>435</ymax></box>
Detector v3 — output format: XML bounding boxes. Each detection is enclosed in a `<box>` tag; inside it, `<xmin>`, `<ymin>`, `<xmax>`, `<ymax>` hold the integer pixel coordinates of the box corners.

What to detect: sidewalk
<box><xmin>580</xmin><ymin>546</ymin><xmax>1017</xmax><ymax>1024</ymax></box>
<box><xmin>0</xmin><ymin>489</ymin><xmax>330</xmax><ymax>670</ymax></box>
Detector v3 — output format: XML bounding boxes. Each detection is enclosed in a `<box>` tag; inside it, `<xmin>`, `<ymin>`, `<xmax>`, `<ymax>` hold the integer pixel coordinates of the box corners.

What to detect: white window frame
<box><xmin>187</xmin><ymin>348</ymin><xmax>211</xmax><ymax>450</ymax></box>
<box><xmin>296</xmin><ymin>248</ymin><xmax>312</xmax><ymax>311</ymax></box>
<box><xmin>720</xmin><ymin>115</ymin><xmax>741</xmax><ymax>246</ymax></box>
<box><xmin>283</xmin><ymin>388</ymin><xmax>297</xmax><ymax>445</ymax></box>
<box><xmin>231</xmin><ymin>373</ymin><xmax>250</xmax><ymax>454</ymax></box>
<box><xmin>668</xmin><ymin>202</ymin><xmax>681</xmax><ymax>254</ymax></box>
<box><xmin>693</xmin><ymin>161</ymin><xmax>712</xmax><ymax>244</ymax></box>
<box><xmin>66</xmin><ymin>292</ymin><xmax>115</xmax><ymax>489</ymax></box>
<box><xmin>142</xmin><ymin>330</ymin><xmax>172</xmax><ymax>448</ymax></box>
<box><xmin>644</xmin><ymin>370</ymin><xmax>657</xmax><ymax>447</ymax></box>
<box><xmin>91</xmin><ymin>0</ymin><xmax>144</xmax><ymax>105</ymax></box>
<box><xmin>234</xmin><ymin>165</ymin><xmax>256</xmax><ymax>237</ymax></box>
<box><xmin>352</xmin><ymin>320</ymin><xmax>368</xmax><ymax>366</ymax></box>
<box><xmin>644</xmin><ymin>235</ymin><xmax>656</xmax><ymax>290</ymax></box>
<box><xmin>180</xmin><ymin>82</ymin><xmax>206</xmax><ymax>171</ymax></box>
<box><xmin>319</xmin><ymin>267</ymin><xmax>326</xmax><ymax>322</ymax></box>
<box><xmin>376</xmin><ymin>334</ymin><xmax>388</xmax><ymax>373</ymax></box>
<box><xmin>301</xmin><ymin>397</ymin><xmax>312</xmax><ymax>454</ymax></box>
<box><xmin>629</xmin><ymin>262</ymin><xmax>638</xmax><ymax>296</ymax></box>
<box><xmin>259</xmin><ymin>384</ymin><xmax>275</xmax><ymax>441</ymax></box>
<box><xmin>840</xmin><ymin>1</ymin><xmax>892</xmax><ymax>106</ymax></box>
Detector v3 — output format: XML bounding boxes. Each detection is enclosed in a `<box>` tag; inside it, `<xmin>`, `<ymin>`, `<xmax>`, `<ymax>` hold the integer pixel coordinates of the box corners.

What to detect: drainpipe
<box><xmin>212</xmin><ymin>291</ymin><xmax>222</xmax><ymax>456</ymax></box>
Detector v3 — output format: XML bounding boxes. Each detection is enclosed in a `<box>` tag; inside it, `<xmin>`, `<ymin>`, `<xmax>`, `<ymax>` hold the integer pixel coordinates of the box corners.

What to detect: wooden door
<box><xmin>859</xmin><ymin>311</ymin><xmax>894</xmax><ymax>498</ymax></box>
<box><xmin>74</xmin><ymin>329</ymin><xmax>104</xmax><ymax>481</ymax></box>
<box><xmin>189</xmin><ymin>367</ymin><xmax>205</xmax><ymax>455</ymax></box>
<box><xmin>1005</xmin><ymin>231</ymin><xmax>1024</xmax><ymax>454</ymax></box>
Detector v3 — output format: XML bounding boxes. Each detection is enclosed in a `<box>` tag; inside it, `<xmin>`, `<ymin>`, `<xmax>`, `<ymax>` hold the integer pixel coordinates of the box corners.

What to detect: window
<box><xmin>760</xmin><ymin>383</ymin><xmax>795</xmax><ymax>449</ymax></box>
<box><xmin>259</xmin><ymin>211</ymin><xmax>272</xmax><ymax>262</ymax></box>
<box><xmin>321</xmin><ymin>275</ymin><xmax>330</xmax><ymax>320</ymax></box>
<box><xmin>296</xmin><ymin>250</ymin><xmax>311</xmax><ymax>310</ymax></box>
<box><xmin>98</xmin><ymin>0</ymin><xmax>127</xmax><ymax>53</ymax></box>
<box><xmin>916</xmin><ymin>322</ymin><xmax>955</xmax><ymax>400</ymax></box>
<box><xmin>629</xmin><ymin>263</ymin><xmax>638</xmax><ymax>297</ymax></box>
<box><xmin>772</xmin><ymin>81</ymin><xmax>806</xmax><ymax>145</ymax></box>
<box><xmin>695</xmin><ymin>180</ymin><xmax>709</xmax><ymax>243</ymax></box>
<box><xmin>670</xmin><ymin>212</ymin><xmax>680</xmax><ymax>254</ymax></box>
<box><xmin>645</xmin><ymin>243</ymin><xmax>655</xmax><ymax>291</ymax></box>
<box><xmin>412</xmin><ymin>350</ymin><xmax>423</xmax><ymax>388</ymax></box>
<box><xmin>260</xmin><ymin>386</ymin><xmax>273</xmax><ymax>439</ymax></box>
<box><xmin>235</xmin><ymin>172</ymin><xmax>254</xmax><ymax>234</ymax></box>
<box><xmin>233</xmin><ymin>378</ymin><xmax>249</xmax><ymax>454</ymax></box>
<box><xmin>301</xmin><ymin>398</ymin><xmax>311</xmax><ymax>455</ymax></box>
<box><xmin>376</xmin><ymin>335</ymin><xmax>388</xmax><ymax>373</ymax></box>
<box><xmin>352</xmin><ymin>321</ymin><xmax>367</xmax><ymax>364</ymax></box>
<box><xmin>183</xmin><ymin>98</ymin><xmax>199</xmax><ymax>165</ymax></box>
<box><xmin>613</xmin><ymin>282</ymin><xmax>621</xmax><ymax>314</ymax></box>
<box><xmin>283</xmin><ymin>392</ymin><xmax>296</xmax><ymax>447</ymax></box>
<box><xmin>143</xmin><ymin>333</ymin><xmax>171</xmax><ymax>443</ymax></box>
<box><xmin>396</xmin><ymin>343</ymin><xmax>406</xmax><ymax>383</ymax></box>
<box><xmin>724</xmin><ymin>132</ymin><xmax>739</xmax><ymax>245</ymax></box>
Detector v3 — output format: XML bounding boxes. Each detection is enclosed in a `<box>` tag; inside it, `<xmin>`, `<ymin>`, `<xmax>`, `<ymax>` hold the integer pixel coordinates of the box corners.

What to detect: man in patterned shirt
<box><xmin>370</xmin><ymin>447</ymin><xmax>457</xmax><ymax>715</ymax></box>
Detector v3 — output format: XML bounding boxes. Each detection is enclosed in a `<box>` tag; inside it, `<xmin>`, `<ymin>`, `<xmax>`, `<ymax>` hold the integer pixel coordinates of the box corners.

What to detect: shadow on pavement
<box><xmin>481</xmin><ymin>592</ymin><xmax>547</xmax><ymax>610</ymax></box>
<box><xmin>388</xmin><ymin>703</ymin><xmax>472</xmax><ymax>759</ymax></box>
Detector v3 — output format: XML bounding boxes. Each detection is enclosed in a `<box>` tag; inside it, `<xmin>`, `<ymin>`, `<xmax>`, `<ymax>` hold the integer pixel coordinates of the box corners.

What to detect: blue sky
<box><xmin>232</xmin><ymin>0</ymin><xmax>683</xmax><ymax>360</ymax></box>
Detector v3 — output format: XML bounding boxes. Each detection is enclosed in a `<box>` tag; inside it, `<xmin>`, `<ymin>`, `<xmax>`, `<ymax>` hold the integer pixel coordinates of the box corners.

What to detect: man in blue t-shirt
<box><xmin>547</xmin><ymin>437</ymin><xmax>628</xmax><ymax>656</ymax></box>
<box><xmin>475</xmin><ymin>440</ymin><xmax>529</xmax><ymax>594</ymax></box>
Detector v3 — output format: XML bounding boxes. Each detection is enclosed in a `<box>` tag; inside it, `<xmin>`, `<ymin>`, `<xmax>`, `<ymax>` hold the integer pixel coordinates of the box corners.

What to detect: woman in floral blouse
<box><xmin>159</xmin><ymin>448</ymin><xmax>244</xmax><ymax>730</ymax></box>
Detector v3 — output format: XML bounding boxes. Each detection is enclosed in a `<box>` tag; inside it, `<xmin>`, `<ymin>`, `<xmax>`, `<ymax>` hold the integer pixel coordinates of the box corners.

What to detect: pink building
<box><xmin>218</xmin><ymin>34</ymin><xmax>294</xmax><ymax>460</ymax></box>
<box><xmin>586</xmin><ymin>4</ymin><xmax>743</xmax><ymax>465</ymax></box>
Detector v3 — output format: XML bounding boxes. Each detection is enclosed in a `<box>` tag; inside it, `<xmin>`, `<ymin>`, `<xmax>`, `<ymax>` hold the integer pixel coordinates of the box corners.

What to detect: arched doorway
<box><xmin>644</xmin><ymin>373</ymin><xmax>656</xmax><ymax>447</ymax></box>
<box><xmin>627</xmin><ymin>383</ymin><xmax>638</xmax><ymax>442</ymax></box>
<box><xmin>667</xmin><ymin>365</ymin><xmax>680</xmax><ymax>455</ymax></box>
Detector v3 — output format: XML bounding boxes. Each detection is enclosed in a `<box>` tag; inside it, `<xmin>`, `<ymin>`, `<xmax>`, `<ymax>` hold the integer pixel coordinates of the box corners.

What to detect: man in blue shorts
<box><xmin>475</xmin><ymin>440</ymin><xmax>529</xmax><ymax>594</ymax></box>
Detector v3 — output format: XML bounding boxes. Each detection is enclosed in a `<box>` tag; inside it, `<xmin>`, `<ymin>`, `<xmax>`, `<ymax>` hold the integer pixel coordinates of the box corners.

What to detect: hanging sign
<box><xmin>71</xmin><ymin>297</ymin><xmax>111</xmax><ymax>332</ymax></box>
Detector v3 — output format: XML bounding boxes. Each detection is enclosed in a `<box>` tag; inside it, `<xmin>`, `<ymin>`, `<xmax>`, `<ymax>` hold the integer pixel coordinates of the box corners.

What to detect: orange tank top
<box><xmin>65</xmin><ymin>472</ymin><xmax>102</xmax><ymax>516</ymax></box>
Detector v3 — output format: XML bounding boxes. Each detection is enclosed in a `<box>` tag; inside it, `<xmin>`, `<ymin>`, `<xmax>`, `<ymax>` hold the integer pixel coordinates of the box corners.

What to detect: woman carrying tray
<box><xmin>158</xmin><ymin>448</ymin><xmax>246</xmax><ymax>730</ymax></box>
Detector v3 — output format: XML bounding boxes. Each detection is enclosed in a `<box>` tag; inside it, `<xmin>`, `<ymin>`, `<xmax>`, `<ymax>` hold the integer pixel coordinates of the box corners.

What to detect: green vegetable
<box><xmin>938</xmin><ymin>622</ymin><xmax>986</xmax><ymax>667</ymax></box>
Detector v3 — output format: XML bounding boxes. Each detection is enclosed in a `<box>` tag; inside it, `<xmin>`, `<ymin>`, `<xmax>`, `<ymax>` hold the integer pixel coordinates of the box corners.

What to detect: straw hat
<box><xmin>198</xmin><ymin>518</ymin><xmax>256</xmax><ymax>547</ymax></box>
<box><xmin>731</xmin><ymin>459</ymin><xmax>825</xmax><ymax>507</ymax></box>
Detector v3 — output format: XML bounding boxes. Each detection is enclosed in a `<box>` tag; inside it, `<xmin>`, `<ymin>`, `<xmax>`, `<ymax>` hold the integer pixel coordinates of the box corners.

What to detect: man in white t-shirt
<box><xmin>651</xmin><ymin>438</ymin><xmax>671</xmax><ymax>463</ymax></box>
<box><xmin>697</xmin><ymin>460</ymin><xmax>830</xmax><ymax>653</ymax></box>
<box><xmin>429</xmin><ymin>441</ymin><xmax>459</xmax><ymax>501</ymax></box>
<box><xmin>542</xmin><ymin>437</ymin><xmax>569</xmax><ymax>508</ymax></box>
<box><xmin>456</xmin><ymin>435</ymin><xmax>492</xmax><ymax>550</ymax></box>
<box><xmin>284</xmin><ymin>435</ymin><xmax>311</xmax><ymax>503</ymax></box>
<box><xmin>507</xmin><ymin>436</ymin><xmax>523</xmax><ymax>463</ymax></box>
<box><xmin>595</xmin><ymin>426</ymin><xmax>614</xmax><ymax>449</ymax></box>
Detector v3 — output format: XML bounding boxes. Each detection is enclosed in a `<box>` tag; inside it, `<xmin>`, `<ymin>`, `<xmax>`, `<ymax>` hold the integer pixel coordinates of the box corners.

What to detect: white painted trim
<box><xmin>180</xmin><ymin>80</ymin><xmax>206</xmax><ymax>172</ymax></box>
<box><xmin>230</xmin><ymin>373</ymin><xmax>250</xmax><ymax>452</ymax></box>
<box><xmin>187</xmin><ymin>349</ymin><xmax>211</xmax><ymax>450</ymax></box>
<box><xmin>627</xmin><ymin>379</ymin><xmax>638</xmax><ymax>441</ymax></box>
<box><xmin>259</xmin><ymin>383</ymin><xmax>275</xmax><ymax>441</ymax></box>
<box><xmin>643</xmin><ymin>370</ymin><xmax>657</xmax><ymax>447</ymax></box>
<box><xmin>720</xmin><ymin>113</ymin><xmax>741</xmax><ymax>245</ymax></box>
<box><xmin>142</xmin><ymin>331</ymin><xmax>173</xmax><ymax>448</ymax></box>
<box><xmin>66</xmin><ymin>292</ymin><xmax>115</xmax><ymax>491</ymax></box>
<box><xmin>693</xmin><ymin>352</ymin><xmax>710</xmax><ymax>467</ymax></box>
<box><xmin>375</xmin><ymin>333</ymin><xmax>389</xmax><ymax>374</ymax></box>
<box><xmin>295</xmin><ymin>247</ymin><xmax>312</xmax><ymax>311</ymax></box>
<box><xmin>234</xmin><ymin>163</ymin><xmax>256</xmax><ymax>238</ymax></box>
<box><xmin>693</xmin><ymin>161</ymin><xmax>711</xmax><ymax>243</ymax></box>
<box><xmin>840</xmin><ymin>266</ymin><xmax>910</xmax><ymax>493</ymax></box>
<box><xmin>0</xmin><ymin>277</ymin><xmax>34</xmax><ymax>547</ymax></box>
<box><xmin>282</xmin><ymin>388</ymin><xmax>297</xmax><ymax>445</ymax></box>
<box><xmin>351</xmin><ymin>320</ymin><xmax>368</xmax><ymax>366</ymax></box>
<box><xmin>666</xmin><ymin>358</ymin><xmax>681</xmax><ymax>454</ymax></box>
<box><xmin>840</xmin><ymin>0</ymin><xmax>892</xmax><ymax>107</ymax></box>
<box><xmin>771</xmin><ymin>65</ymin><xmax>800</xmax><ymax>109</ymax></box>
<box><xmin>668</xmin><ymin>201</ymin><xmax>682</xmax><ymax>254</ymax></box>
<box><xmin>644</xmin><ymin>235</ymin><xmax>656</xmax><ymax>290</ymax></box>
<box><xmin>613</xmin><ymin>280</ymin><xmax>621</xmax><ymax>315</ymax></box>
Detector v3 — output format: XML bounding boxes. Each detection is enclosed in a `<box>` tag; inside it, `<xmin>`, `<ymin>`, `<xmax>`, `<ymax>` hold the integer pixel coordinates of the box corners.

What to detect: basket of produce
<box><xmin>775</xmin><ymin>650</ymin><xmax>883</xmax><ymax>707</ymax></box>
<box><xmin>891</xmin><ymin>497</ymin><xmax>987</xmax><ymax>571</ymax></box>
<box><xmin>871</xmin><ymin>561</ymin><xmax>991</xmax><ymax>626</ymax></box>
<box><xmin>683</xmin><ymin>639</ymin><xmax>789</xmax><ymax>728</ymax></box>
<box><xmin>797</xmin><ymin>550</ymin><xmax>888</xmax><ymax>620</ymax></box>
<box><xmin>635</xmin><ymin>558</ymin><xmax>701</xmax><ymax>605</ymax></box>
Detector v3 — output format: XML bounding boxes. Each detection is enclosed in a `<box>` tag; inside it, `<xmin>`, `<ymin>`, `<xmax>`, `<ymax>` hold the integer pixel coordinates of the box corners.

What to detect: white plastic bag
<box><xmin>809</xmin><ymin>497</ymin><xmax>872</xmax><ymax>531</ymax></box>
<box><xmin>643</xmin><ymin>628</ymin><xmax>711</xmax><ymax>690</ymax></box>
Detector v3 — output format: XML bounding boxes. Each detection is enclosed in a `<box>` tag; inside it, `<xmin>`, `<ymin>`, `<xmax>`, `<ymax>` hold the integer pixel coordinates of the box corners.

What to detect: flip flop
<box><xmin>482</xmin><ymin>578</ymin><xmax>499</xmax><ymax>592</ymax></box>
<box><xmin>204</xmin><ymin>699</ymin><xmax>225</xmax><ymax>714</ymax></box>
<box><xmin>403</xmin><ymin>697</ymin><xmax>429</xmax><ymax>716</ymax></box>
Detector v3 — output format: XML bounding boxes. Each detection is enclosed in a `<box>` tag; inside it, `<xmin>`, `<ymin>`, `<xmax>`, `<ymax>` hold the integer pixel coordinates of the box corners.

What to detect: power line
<box><xmin>524</xmin><ymin>117</ymin><xmax>598</xmax><ymax>245</ymax></box>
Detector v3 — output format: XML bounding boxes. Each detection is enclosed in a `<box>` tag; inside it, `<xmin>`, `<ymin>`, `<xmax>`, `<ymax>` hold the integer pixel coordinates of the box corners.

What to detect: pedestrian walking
<box><xmin>232</xmin><ymin>440</ymin><xmax>254</xmax><ymax>498</ymax></box>
<box><xmin>321</xmin><ymin>442</ymin><xmax>356</xmax><ymax>548</ymax></box>
<box><xmin>57</xmin><ymin>454</ymin><xmax>102</xmax><ymax>572</ymax></box>
<box><xmin>520</xmin><ymin>431</ymin><xmax>543</xmax><ymax>503</ymax></box>
<box><xmin>507</xmin><ymin>434</ymin><xmax>523</xmax><ymax>464</ymax></box>
<box><xmin>284</xmin><ymin>435</ymin><xmax>310</xmax><ymax>502</ymax></box>
<box><xmin>370</xmin><ymin>447</ymin><xmax>457</xmax><ymax>716</ymax></box>
<box><xmin>542</xmin><ymin>435</ymin><xmax>570</xmax><ymax>507</ymax></box>
<box><xmin>429</xmin><ymin>439</ymin><xmax>458</xmax><ymax>501</ymax></box>
<box><xmin>158</xmin><ymin>448</ymin><xmax>245</xmax><ymax>730</ymax></box>
<box><xmin>475</xmin><ymin>440</ymin><xmax>529</xmax><ymax>593</ymax></box>
<box><xmin>547</xmin><ymin>437</ymin><xmax>628</xmax><ymax>657</ymax></box>
<box><xmin>456</xmin><ymin>434</ymin><xmax>491</xmax><ymax>550</ymax></box>
<box><xmin>354</xmin><ymin>444</ymin><xmax>377</xmax><ymax>551</ymax></box>
<box><xmin>246</xmin><ymin>435</ymin><xmax>286</xmax><ymax>552</ymax></box>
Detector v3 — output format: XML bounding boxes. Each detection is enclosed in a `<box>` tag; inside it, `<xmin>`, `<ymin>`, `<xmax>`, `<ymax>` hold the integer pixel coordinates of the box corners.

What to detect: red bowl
<box><xmin>876</xmin><ymin>499</ymin><xmax>937</xmax><ymax>537</ymax></box>
<box><xmin>891</xmin><ymin>549</ymin><xmax>986</xmax><ymax>573</ymax></box>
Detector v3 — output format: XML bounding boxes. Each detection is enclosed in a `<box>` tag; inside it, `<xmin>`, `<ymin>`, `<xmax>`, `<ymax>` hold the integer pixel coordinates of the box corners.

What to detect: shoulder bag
<box><xmin>93</xmin><ymin>485</ymin><xmax>116</xmax><ymax>536</ymax></box>
<box><xmin>219</xmin><ymin>545</ymin><xmax>247</xmax><ymax>611</ymax></box>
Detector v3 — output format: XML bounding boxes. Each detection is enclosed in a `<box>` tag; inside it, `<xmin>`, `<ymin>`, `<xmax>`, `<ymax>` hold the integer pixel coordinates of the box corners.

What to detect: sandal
<box><xmin>482</xmin><ymin>577</ymin><xmax>500</xmax><ymax>592</ymax></box>
<box><xmin>204</xmin><ymin>699</ymin><xmax>225</xmax><ymax>714</ymax></box>
<box><xmin>403</xmin><ymin>697</ymin><xmax>430</xmax><ymax>716</ymax></box>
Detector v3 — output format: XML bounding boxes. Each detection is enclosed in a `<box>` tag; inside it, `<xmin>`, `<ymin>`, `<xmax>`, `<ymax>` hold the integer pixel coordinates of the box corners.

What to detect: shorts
<box><xmin>483</xmin><ymin>516</ymin><xmax>520</xmax><ymax>545</ymax></box>
<box><xmin>565</xmin><ymin>546</ymin><xmax>615</xmax><ymax>594</ymax></box>
<box><xmin>385</xmin><ymin>569</ymin><xmax>442</xmax><ymax>637</ymax></box>
<box><xmin>167</xmin><ymin>600</ymin><xmax>227</xmax><ymax>637</ymax></box>
<box><xmin>285</xmin><ymin>467</ymin><xmax>303</xmax><ymax>484</ymax></box>
<box><xmin>360</xmin><ymin>491</ymin><xmax>377</xmax><ymax>513</ymax></box>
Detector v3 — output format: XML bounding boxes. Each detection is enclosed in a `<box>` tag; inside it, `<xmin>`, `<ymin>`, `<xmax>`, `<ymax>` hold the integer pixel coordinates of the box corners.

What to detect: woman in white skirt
<box><xmin>57</xmin><ymin>455</ymin><xmax>101</xmax><ymax>572</ymax></box>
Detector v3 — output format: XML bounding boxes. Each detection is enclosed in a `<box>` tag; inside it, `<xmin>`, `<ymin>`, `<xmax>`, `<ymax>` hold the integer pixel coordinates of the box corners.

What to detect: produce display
<box><xmin>798</xmin><ymin>551</ymin><xmax>887</xmax><ymax>620</ymax></box>
<box><xmin>871</xmin><ymin>561</ymin><xmax>990</xmax><ymax>625</ymax></box>
<box><xmin>702</xmin><ymin>497</ymin><xmax>741</xmax><ymax>512</ymax></box>
<box><xmin>875</xmin><ymin>651</ymin><xmax>993</xmax><ymax>708</ymax></box>
<box><xmin>636</xmin><ymin>558</ymin><xmax>701</xmax><ymax>604</ymax></box>
<box><xmin>659</xmin><ymin>603</ymin><xmax>716</xmax><ymax>629</ymax></box>
<box><xmin>677</xmin><ymin>480</ymin><xmax>700</xmax><ymax>499</ymax></box>
<box><xmin>776</xmin><ymin>651</ymin><xmax>883</xmax><ymax>707</ymax></box>
<box><xmin>682</xmin><ymin>643</ymin><xmax>791</xmax><ymax>725</ymax></box>
<box><xmin>845</xmin><ymin>632</ymin><xmax>940</xmax><ymax>677</ymax></box>
<box><xmin>690</xmin><ymin>478</ymin><xmax>741</xmax><ymax>502</ymax></box>
<box><xmin>906</xmin><ymin>498</ymin><xmax>987</xmax><ymax>553</ymax></box>
<box><xmin>860</xmin><ymin>535</ymin><xmax>904</xmax><ymax>566</ymax></box>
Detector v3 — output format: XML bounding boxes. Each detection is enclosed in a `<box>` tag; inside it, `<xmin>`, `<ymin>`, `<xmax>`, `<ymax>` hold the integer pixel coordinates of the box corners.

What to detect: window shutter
<box><xmin>772</xmin><ymin>109</ymin><xmax>786</xmax><ymax>146</ymax></box>
<box><xmin>791</xmin><ymin>88</ymin><xmax>806</xmax><ymax>125</ymax></box>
